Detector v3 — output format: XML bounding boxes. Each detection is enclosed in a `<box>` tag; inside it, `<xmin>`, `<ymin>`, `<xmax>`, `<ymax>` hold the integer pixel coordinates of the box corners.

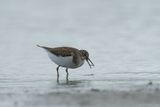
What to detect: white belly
<box><xmin>46</xmin><ymin>51</ymin><xmax>84</xmax><ymax>68</ymax></box>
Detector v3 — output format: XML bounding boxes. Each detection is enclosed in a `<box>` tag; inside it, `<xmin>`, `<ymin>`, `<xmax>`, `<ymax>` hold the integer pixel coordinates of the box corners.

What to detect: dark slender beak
<box><xmin>86</xmin><ymin>58</ymin><xmax>94</xmax><ymax>68</ymax></box>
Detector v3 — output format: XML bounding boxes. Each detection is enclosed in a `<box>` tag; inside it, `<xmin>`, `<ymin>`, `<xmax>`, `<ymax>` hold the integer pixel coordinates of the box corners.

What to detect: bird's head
<box><xmin>79</xmin><ymin>50</ymin><xmax>94</xmax><ymax>68</ymax></box>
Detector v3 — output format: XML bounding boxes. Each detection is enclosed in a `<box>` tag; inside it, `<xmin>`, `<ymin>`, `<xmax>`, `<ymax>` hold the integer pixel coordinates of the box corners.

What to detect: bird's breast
<box><xmin>46</xmin><ymin>51</ymin><xmax>84</xmax><ymax>68</ymax></box>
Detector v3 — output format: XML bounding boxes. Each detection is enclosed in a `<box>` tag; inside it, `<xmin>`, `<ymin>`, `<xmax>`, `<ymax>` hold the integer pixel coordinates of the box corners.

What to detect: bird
<box><xmin>37</xmin><ymin>45</ymin><xmax>94</xmax><ymax>82</ymax></box>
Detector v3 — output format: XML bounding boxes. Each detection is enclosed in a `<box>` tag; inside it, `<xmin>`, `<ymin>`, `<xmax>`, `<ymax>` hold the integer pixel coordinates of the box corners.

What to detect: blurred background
<box><xmin>0</xmin><ymin>0</ymin><xmax>160</xmax><ymax>107</ymax></box>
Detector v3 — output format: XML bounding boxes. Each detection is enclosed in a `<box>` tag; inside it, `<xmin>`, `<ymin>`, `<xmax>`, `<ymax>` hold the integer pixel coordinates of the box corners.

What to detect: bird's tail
<box><xmin>37</xmin><ymin>44</ymin><xmax>44</xmax><ymax>48</ymax></box>
<box><xmin>36</xmin><ymin>45</ymin><xmax>48</xmax><ymax>50</ymax></box>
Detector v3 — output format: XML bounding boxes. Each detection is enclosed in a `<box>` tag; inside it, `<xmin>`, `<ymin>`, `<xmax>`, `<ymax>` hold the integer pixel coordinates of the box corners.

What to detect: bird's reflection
<box><xmin>56</xmin><ymin>73</ymin><xmax>69</xmax><ymax>84</ymax></box>
<box><xmin>56</xmin><ymin>75</ymin><xmax>82</xmax><ymax>86</ymax></box>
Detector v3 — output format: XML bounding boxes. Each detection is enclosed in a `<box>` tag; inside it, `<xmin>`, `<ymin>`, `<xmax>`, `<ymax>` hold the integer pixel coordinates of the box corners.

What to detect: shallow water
<box><xmin>1</xmin><ymin>0</ymin><xmax>160</xmax><ymax>107</ymax></box>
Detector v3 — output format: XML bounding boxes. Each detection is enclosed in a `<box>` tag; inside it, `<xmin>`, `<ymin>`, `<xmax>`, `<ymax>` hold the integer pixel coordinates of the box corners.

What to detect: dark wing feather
<box><xmin>47</xmin><ymin>47</ymin><xmax>79</xmax><ymax>57</ymax></box>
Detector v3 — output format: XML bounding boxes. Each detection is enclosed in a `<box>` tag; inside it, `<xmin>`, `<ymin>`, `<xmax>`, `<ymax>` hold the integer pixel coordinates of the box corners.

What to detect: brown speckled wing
<box><xmin>47</xmin><ymin>47</ymin><xmax>79</xmax><ymax>57</ymax></box>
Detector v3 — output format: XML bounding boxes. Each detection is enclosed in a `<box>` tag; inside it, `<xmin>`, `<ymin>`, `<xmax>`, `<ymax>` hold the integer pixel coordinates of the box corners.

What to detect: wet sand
<box><xmin>1</xmin><ymin>83</ymin><xmax>160</xmax><ymax>107</ymax></box>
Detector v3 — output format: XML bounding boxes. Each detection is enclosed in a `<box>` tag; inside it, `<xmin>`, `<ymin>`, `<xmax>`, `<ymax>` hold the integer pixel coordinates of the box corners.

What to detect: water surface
<box><xmin>0</xmin><ymin>0</ymin><xmax>160</xmax><ymax>107</ymax></box>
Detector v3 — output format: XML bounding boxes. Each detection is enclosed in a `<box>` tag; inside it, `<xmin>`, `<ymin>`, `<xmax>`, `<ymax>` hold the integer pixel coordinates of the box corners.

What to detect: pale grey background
<box><xmin>0</xmin><ymin>0</ymin><xmax>160</xmax><ymax>107</ymax></box>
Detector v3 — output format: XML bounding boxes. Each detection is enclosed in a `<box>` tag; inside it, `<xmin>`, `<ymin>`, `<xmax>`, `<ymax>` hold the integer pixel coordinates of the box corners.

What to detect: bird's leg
<box><xmin>56</xmin><ymin>66</ymin><xmax>60</xmax><ymax>83</ymax></box>
<box><xmin>56</xmin><ymin>66</ymin><xmax>60</xmax><ymax>77</ymax></box>
<box><xmin>66</xmin><ymin>68</ymin><xmax>69</xmax><ymax>84</ymax></box>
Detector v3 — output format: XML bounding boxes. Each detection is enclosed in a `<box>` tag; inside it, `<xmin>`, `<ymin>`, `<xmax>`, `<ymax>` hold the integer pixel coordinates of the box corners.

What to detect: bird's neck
<box><xmin>72</xmin><ymin>51</ymin><xmax>84</xmax><ymax>65</ymax></box>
